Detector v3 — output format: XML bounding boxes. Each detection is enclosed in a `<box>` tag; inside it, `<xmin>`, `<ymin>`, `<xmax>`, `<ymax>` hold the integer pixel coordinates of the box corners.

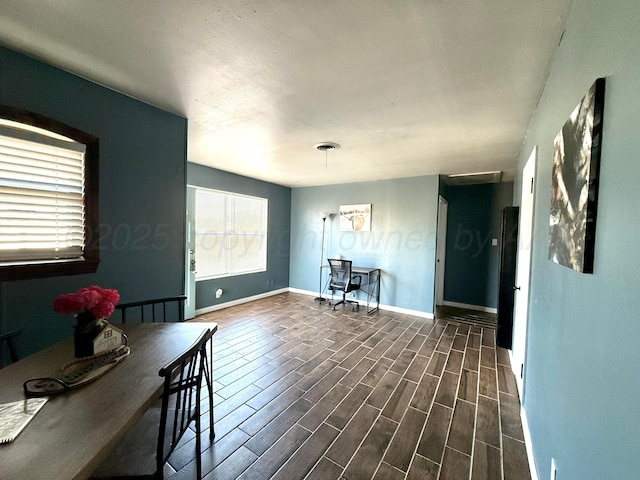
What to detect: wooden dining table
<box><xmin>0</xmin><ymin>321</ymin><xmax>217</xmax><ymax>480</ymax></box>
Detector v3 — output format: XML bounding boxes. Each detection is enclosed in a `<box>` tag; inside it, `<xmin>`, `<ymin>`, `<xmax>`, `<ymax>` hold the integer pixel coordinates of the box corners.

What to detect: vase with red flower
<box><xmin>53</xmin><ymin>285</ymin><xmax>120</xmax><ymax>358</ymax></box>
<box><xmin>73</xmin><ymin>312</ymin><xmax>109</xmax><ymax>357</ymax></box>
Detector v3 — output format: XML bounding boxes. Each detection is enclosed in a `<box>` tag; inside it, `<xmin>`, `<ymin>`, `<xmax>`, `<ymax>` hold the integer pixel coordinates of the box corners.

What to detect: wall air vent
<box><xmin>444</xmin><ymin>171</ymin><xmax>503</xmax><ymax>186</ymax></box>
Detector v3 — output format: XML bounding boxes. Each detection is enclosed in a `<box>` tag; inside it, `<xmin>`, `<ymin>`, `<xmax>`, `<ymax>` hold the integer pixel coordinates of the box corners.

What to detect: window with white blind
<box><xmin>195</xmin><ymin>188</ymin><xmax>267</xmax><ymax>279</ymax></box>
<box><xmin>0</xmin><ymin>106</ymin><xmax>99</xmax><ymax>280</ymax></box>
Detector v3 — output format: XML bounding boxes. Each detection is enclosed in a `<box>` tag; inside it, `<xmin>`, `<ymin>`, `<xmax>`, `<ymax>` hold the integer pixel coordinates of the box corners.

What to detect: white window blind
<box><xmin>0</xmin><ymin>124</ymin><xmax>87</xmax><ymax>263</ymax></box>
<box><xmin>195</xmin><ymin>188</ymin><xmax>267</xmax><ymax>279</ymax></box>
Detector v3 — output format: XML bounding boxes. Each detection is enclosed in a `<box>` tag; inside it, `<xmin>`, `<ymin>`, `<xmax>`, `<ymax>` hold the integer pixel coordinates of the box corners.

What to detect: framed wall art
<box><xmin>549</xmin><ymin>77</ymin><xmax>606</xmax><ymax>273</ymax></box>
<box><xmin>339</xmin><ymin>204</ymin><xmax>371</xmax><ymax>231</ymax></box>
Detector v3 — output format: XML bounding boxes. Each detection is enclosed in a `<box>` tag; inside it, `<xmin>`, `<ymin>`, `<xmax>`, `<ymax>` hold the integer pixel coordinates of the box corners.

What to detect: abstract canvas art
<box><xmin>549</xmin><ymin>78</ymin><xmax>606</xmax><ymax>273</ymax></box>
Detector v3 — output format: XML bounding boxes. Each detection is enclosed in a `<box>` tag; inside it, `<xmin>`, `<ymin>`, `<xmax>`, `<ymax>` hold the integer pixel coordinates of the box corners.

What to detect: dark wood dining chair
<box><xmin>114</xmin><ymin>295</ymin><xmax>187</xmax><ymax>323</ymax></box>
<box><xmin>91</xmin><ymin>328</ymin><xmax>212</xmax><ymax>479</ymax></box>
<box><xmin>201</xmin><ymin>327</ymin><xmax>216</xmax><ymax>443</ymax></box>
<box><xmin>0</xmin><ymin>329</ymin><xmax>22</xmax><ymax>368</ymax></box>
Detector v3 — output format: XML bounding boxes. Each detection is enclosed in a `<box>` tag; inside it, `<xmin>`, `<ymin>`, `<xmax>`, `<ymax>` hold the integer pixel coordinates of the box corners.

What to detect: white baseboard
<box><xmin>194</xmin><ymin>288</ymin><xmax>289</xmax><ymax>316</ymax></box>
<box><xmin>288</xmin><ymin>287</ymin><xmax>321</xmax><ymax>297</ymax></box>
<box><xmin>520</xmin><ymin>405</ymin><xmax>539</xmax><ymax>480</ymax></box>
<box><xmin>195</xmin><ymin>287</ymin><xmax>436</xmax><ymax>320</ymax></box>
<box><xmin>441</xmin><ymin>300</ymin><xmax>497</xmax><ymax>314</ymax></box>
<box><xmin>290</xmin><ymin>288</ymin><xmax>434</xmax><ymax>319</ymax></box>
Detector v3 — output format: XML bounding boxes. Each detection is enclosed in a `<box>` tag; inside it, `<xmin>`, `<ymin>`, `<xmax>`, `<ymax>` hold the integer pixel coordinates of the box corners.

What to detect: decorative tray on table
<box><xmin>23</xmin><ymin>344</ymin><xmax>130</xmax><ymax>397</ymax></box>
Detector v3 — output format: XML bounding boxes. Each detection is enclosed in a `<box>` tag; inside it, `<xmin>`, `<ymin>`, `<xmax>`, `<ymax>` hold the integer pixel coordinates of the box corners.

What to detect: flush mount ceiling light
<box><xmin>314</xmin><ymin>142</ymin><xmax>340</xmax><ymax>170</ymax></box>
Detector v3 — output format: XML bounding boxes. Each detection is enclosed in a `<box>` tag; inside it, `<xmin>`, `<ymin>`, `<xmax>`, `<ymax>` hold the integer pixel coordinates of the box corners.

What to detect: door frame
<box><xmin>184</xmin><ymin>186</ymin><xmax>196</xmax><ymax>320</ymax></box>
<box><xmin>511</xmin><ymin>146</ymin><xmax>537</xmax><ymax>401</ymax></box>
<box><xmin>435</xmin><ymin>195</ymin><xmax>448</xmax><ymax>307</ymax></box>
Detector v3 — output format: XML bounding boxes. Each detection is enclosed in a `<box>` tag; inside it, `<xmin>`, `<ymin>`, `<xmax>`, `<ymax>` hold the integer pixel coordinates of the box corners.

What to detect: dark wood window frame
<box><xmin>0</xmin><ymin>106</ymin><xmax>100</xmax><ymax>281</ymax></box>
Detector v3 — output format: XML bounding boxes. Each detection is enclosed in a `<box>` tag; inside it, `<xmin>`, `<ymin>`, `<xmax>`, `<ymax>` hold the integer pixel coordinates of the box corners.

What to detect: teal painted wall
<box><xmin>515</xmin><ymin>1</ymin><xmax>640</xmax><ymax>478</ymax></box>
<box><xmin>290</xmin><ymin>176</ymin><xmax>439</xmax><ymax>314</ymax></box>
<box><xmin>0</xmin><ymin>47</ymin><xmax>187</xmax><ymax>356</ymax></box>
<box><xmin>187</xmin><ymin>163</ymin><xmax>291</xmax><ymax>309</ymax></box>
<box><xmin>443</xmin><ymin>182</ymin><xmax>513</xmax><ymax>309</ymax></box>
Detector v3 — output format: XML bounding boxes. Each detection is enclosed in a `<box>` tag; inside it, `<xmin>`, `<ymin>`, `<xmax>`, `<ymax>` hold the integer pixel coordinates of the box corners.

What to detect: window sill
<box><xmin>196</xmin><ymin>268</ymin><xmax>266</xmax><ymax>282</ymax></box>
<box><xmin>0</xmin><ymin>258</ymin><xmax>100</xmax><ymax>281</ymax></box>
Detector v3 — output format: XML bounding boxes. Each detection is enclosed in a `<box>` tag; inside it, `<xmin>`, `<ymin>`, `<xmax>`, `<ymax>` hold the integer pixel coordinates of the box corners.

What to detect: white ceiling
<box><xmin>0</xmin><ymin>0</ymin><xmax>572</xmax><ymax>187</ymax></box>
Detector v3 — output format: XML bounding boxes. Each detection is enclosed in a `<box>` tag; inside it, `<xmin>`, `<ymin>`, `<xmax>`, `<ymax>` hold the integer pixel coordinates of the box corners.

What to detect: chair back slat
<box><xmin>115</xmin><ymin>295</ymin><xmax>187</xmax><ymax>324</ymax></box>
<box><xmin>198</xmin><ymin>328</ymin><xmax>215</xmax><ymax>442</ymax></box>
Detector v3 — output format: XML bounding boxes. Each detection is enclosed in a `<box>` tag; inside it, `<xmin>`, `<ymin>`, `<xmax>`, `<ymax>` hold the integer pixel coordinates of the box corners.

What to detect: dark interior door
<box><xmin>497</xmin><ymin>207</ymin><xmax>519</xmax><ymax>349</ymax></box>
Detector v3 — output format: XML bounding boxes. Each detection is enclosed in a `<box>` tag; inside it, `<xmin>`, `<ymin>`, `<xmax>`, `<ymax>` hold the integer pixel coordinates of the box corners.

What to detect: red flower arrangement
<box><xmin>53</xmin><ymin>285</ymin><xmax>120</xmax><ymax>321</ymax></box>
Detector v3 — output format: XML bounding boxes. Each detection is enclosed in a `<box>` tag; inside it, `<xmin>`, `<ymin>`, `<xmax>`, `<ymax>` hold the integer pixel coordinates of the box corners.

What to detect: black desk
<box><xmin>322</xmin><ymin>265</ymin><xmax>381</xmax><ymax>314</ymax></box>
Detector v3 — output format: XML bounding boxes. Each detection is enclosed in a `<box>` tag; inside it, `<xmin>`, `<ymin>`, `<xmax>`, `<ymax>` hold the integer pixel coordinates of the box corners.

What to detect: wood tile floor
<box><xmin>167</xmin><ymin>292</ymin><xmax>530</xmax><ymax>480</ymax></box>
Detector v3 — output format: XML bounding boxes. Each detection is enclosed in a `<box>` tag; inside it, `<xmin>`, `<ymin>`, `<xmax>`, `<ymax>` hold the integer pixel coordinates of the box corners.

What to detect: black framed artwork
<box><xmin>549</xmin><ymin>78</ymin><xmax>606</xmax><ymax>273</ymax></box>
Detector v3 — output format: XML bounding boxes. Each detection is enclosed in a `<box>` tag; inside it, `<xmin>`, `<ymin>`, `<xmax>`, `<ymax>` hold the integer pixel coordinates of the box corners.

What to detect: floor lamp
<box><xmin>314</xmin><ymin>211</ymin><xmax>329</xmax><ymax>303</ymax></box>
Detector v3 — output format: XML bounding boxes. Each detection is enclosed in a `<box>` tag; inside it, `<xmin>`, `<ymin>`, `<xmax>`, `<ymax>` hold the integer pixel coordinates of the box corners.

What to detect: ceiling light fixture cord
<box><xmin>314</xmin><ymin>142</ymin><xmax>340</xmax><ymax>172</ymax></box>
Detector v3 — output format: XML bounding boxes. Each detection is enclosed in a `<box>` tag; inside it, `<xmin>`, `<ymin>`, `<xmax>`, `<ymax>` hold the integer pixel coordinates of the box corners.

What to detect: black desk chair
<box><xmin>328</xmin><ymin>259</ymin><xmax>362</xmax><ymax>311</ymax></box>
<box><xmin>115</xmin><ymin>295</ymin><xmax>187</xmax><ymax>323</ymax></box>
<box><xmin>0</xmin><ymin>329</ymin><xmax>21</xmax><ymax>368</ymax></box>
<box><xmin>92</xmin><ymin>328</ymin><xmax>213</xmax><ymax>479</ymax></box>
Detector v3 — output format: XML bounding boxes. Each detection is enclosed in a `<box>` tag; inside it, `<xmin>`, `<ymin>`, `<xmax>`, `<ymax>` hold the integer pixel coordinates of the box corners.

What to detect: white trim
<box><xmin>441</xmin><ymin>300</ymin><xmax>497</xmax><ymax>314</ymax></box>
<box><xmin>377</xmin><ymin>303</ymin><xmax>434</xmax><ymax>319</ymax></box>
<box><xmin>194</xmin><ymin>288</ymin><xmax>288</xmax><ymax>316</ymax></box>
<box><xmin>193</xmin><ymin>187</ymin><xmax>268</xmax><ymax>279</ymax></box>
<box><xmin>512</xmin><ymin>145</ymin><xmax>537</xmax><ymax>398</ymax></box>
<box><xmin>521</xmin><ymin>405</ymin><xmax>539</xmax><ymax>480</ymax></box>
<box><xmin>289</xmin><ymin>288</ymin><xmax>435</xmax><ymax>319</ymax></box>
<box><xmin>435</xmin><ymin>196</ymin><xmax>448</xmax><ymax>306</ymax></box>
<box><xmin>288</xmin><ymin>287</ymin><xmax>320</xmax><ymax>297</ymax></box>
<box><xmin>509</xmin><ymin>349</ymin><xmax>524</xmax><ymax>400</ymax></box>
<box><xmin>195</xmin><ymin>287</ymin><xmax>437</xmax><ymax>319</ymax></box>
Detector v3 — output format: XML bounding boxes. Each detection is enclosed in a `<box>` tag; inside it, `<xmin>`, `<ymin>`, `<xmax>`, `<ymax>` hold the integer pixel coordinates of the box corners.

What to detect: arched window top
<box><xmin>0</xmin><ymin>106</ymin><xmax>100</xmax><ymax>280</ymax></box>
